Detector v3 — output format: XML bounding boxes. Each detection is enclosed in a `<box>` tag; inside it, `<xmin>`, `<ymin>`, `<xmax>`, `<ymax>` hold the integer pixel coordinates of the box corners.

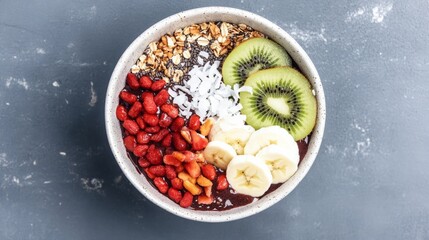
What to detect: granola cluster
<box><xmin>131</xmin><ymin>22</ymin><xmax>265</xmax><ymax>83</ymax></box>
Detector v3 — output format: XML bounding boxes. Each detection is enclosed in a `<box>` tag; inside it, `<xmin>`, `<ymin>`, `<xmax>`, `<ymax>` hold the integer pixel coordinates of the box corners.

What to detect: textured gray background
<box><xmin>1</xmin><ymin>0</ymin><xmax>428</xmax><ymax>239</ymax></box>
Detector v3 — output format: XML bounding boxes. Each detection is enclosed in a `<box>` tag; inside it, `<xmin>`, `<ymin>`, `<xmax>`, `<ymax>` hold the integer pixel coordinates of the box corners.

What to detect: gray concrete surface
<box><xmin>1</xmin><ymin>0</ymin><xmax>428</xmax><ymax>239</ymax></box>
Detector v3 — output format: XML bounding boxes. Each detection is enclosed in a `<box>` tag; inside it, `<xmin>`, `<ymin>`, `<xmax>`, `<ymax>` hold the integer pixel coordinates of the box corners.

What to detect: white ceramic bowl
<box><xmin>105</xmin><ymin>6</ymin><xmax>326</xmax><ymax>222</ymax></box>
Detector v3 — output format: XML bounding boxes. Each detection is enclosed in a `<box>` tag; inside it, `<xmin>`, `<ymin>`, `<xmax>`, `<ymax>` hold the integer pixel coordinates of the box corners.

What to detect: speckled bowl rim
<box><xmin>105</xmin><ymin>6</ymin><xmax>326</xmax><ymax>222</ymax></box>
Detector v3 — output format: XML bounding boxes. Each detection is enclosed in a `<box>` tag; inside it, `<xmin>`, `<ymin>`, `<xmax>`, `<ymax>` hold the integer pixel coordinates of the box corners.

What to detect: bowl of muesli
<box><xmin>105</xmin><ymin>6</ymin><xmax>325</xmax><ymax>222</ymax></box>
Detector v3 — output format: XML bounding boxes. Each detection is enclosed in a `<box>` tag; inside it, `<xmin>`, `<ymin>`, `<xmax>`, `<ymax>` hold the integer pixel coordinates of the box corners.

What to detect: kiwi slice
<box><xmin>222</xmin><ymin>38</ymin><xmax>292</xmax><ymax>86</ymax></box>
<box><xmin>240</xmin><ymin>67</ymin><xmax>317</xmax><ymax>141</ymax></box>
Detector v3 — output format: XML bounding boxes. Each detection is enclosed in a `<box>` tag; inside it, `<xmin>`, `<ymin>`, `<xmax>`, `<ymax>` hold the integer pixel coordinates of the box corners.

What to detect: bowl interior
<box><xmin>105</xmin><ymin>6</ymin><xmax>326</xmax><ymax>222</ymax></box>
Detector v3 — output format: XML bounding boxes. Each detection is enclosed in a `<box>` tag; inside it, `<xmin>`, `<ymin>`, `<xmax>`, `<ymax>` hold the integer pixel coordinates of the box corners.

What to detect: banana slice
<box><xmin>211</xmin><ymin>125</ymin><xmax>255</xmax><ymax>154</ymax></box>
<box><xmin>255</xmin><ymin>145</ymin><xmax>299</xmax><ymax>184</ymax></box>
<box><xmin>209</xmin><ymin>115</ymin><xmax>246</xmax><ymax>140</ymax></box>
<box><xmin>244</xmin><ymin>126</ymin><xmax>299</xmax><ymax>156</ymax></box>
<box><xmin>226</xmin><ymin>155</ymin><xmax>272</xmax><ymax>197</ymax></box>
<box><xmin>203</xmin><ymin>141</ymin><xmax>237</xmax><ymax>170</ymax></box>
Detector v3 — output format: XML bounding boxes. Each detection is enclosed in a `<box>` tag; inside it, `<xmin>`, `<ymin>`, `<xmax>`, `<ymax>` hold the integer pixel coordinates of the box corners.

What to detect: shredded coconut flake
<box><xmin>172</xmin><ymin>59</ymin><xmax>252</xmax><ymax>121</ymax></box>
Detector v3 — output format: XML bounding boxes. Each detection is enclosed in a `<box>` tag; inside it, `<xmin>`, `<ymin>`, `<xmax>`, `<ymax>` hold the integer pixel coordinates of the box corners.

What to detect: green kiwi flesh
<box><xmin>222</xmin><ymin>38</ymin><xmax>292</xmax><ymax>87</ymax></box>
<box><xmin>239</xmin><ymin>67</ymin><xmax>317</xmax><ymax>141</ymax></box>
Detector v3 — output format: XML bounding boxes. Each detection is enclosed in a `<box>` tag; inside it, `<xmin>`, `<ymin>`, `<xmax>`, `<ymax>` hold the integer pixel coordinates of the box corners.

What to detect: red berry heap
<box><xmin>116</xmin><ymin>73</ymin><xmax>229</xmax><ymax>208</ymax></box>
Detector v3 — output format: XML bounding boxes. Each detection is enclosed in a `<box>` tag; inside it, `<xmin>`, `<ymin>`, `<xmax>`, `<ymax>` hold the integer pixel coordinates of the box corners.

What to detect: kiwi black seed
<box><xmin>222</xmin><ymin>38</ymin><xmax>292</xmax><ymax>87</ymax></box>
<box><xmin>239</xmin><ymin>67</ymin><xmax>317</xmax><ymax>141</ymax></box>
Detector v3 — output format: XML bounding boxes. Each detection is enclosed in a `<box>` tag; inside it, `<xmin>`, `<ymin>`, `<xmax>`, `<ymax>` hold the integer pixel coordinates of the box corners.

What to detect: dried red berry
<box><xmin>163</xmin><ymin>154</ymin><xmax>181</xmax><ymax>167</ymax></box>
<box><xmin>126</xmin><ymin>73</ymin><xmax>140</xmax><ymax>90</ymax></box>
<box><xmin>119</xmin><ymin>91</ymin><xmax>137</xmax><ymax>104</ymax></box>
<box><xmin>170</xmin><ymin>117</ymin><xmax>185</xmax><ymax>132</ymax></box>
<box><xmin>123</xmin><ymin>136</ymin><xmax>136</xmax><ymax>152</ymax></box>
<box><xmin>150</xmin><ymin>129</ymin><xmax>170</xmax><ymax>142</ymax></box>
<box><xmin>170</xmin><ymin>178</ymin><xmax>183</xmax><ymax>190</ymax></box>
<box><xmin>138</xmin><ymin>158</ymin><xmax>151</xmax><ymax>168</ymax></box>
<box><xmin>135</xmin><ymin>116</ymin><xmax>146</xmax><ymax>129</ymax></box>
<box><xmin>136</xmin><ymin>131</ymin><xmax>150</xmax><ymax>144</ymax></box>
<box><xmin>142</xmin><ymin>113</ymin><xmax>159</xmax><ymax>127</ymax></box>
<box><xmin>161</xmin><ymin>134</ymin><xmax>172</xmax><ymax>147</ymax></box>
<box><xmin>133</xmin><ymin>144</ymin><xmax>149</xmax><ymax>157</ymax></box>
<box><xmin>153</xmin><ymin>177</ymin><xmax>168</xmax><ymax>193</ymax></box>
<box><xmin>146</xmin><ymin>146</ymin><xmax>162</xmax><ymax>165</ymax></box>
<box><xmin>165</xmin><ymin>165</ymin><xmax>176</xmax><ymax>179</ymax></box>
<box><xmin>149</xmin><ymin>165</ymin><xmax>166</xmax><ymax>177</ymax></box>
<box><xmin>139</xmin><ymin>75</ymin><xmax>152</xmax><ymax>89</ymax></box>
<box><xmin>172</xmin><ymin>132</ymin><xmax>188</xmax><ymax>151</ymax></box>
<box><xmin>122</xmin><ymin>120</ymin><xmax>139</xmax><ymax>135</ymax></box>
<box><xmin>142</xmin><ymin>93</ymin><xmax>157</xmax><ymax>114</ymax></box>
<box><xmin>116</xmin><ymin>105</ymin><xmax>128</xmax><ymax>121</ymax></box>
<box><xmin>160</xmin><ymin>104</ymin><xmax>178</xmax><ymax>118</ymax></box>
<box><xmin>190</xmin><ymin>130</ymin><xmax>208</xmax><ymax>151</ymax></box>
<box><xmin>159</xmin><ymin>113</ymin><xmax>173</xmax><ymax>128</ymax></box>
<box><xmin>151</xmin><ymin>79</ymin><xmax>166</xmax><ymax>92</ymax></box>
<box><xmin>154</xmin><ymin>89</ymin><xmax>169</xmax><ymax>106</ymax></box>
<box><xmin>168</xmin><ymin>188</ymin><xmax>183</xmax><ymax>203</ymax></box>
<box><xmin>179</xmin><ymin>191</ymin><xmax>193</xmax><ymax>208</ymax></box>
<box><xmin>128</xmin><ymin>101</ymin><xmax>143</xmax><ymax>118</ymax></box>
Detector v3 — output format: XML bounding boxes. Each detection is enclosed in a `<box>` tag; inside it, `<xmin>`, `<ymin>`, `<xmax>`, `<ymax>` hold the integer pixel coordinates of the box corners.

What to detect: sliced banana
<box><xmin>203</xmin><ymin>141</ymin><xmax>237</xmax><ymax>170</ymax></box>
<box><xmin>208</xmin><ymin>115</ymin><xmax>246</xmax><ymax>140</ymax></box>
<box><xmin>211</xmin><ymin>125</ymin><xmax>255</xmax><ymax>154</ymax></box>
<box><xmin>226</xmin><ymin>155</ymin><xmax>272</xmax><ymax>197</ymax></box>
<box><xmin>244</xmin><ymin>126</ymin><xmax>299</xmax><ymax>156</ymax></box>
<box><xmin>256</xmin><ymin>145</ymin><xmax>299</xmax><ymax>184</ymax></box>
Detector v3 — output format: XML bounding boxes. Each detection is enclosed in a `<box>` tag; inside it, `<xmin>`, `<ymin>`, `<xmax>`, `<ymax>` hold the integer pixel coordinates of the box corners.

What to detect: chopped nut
<box><xmin>131</xmin><ymin>64</ymin><xmax>140</xmax><ymax>73</ymax></box>
<box><xmin>197</xmin><ymin>37</ymin><xmax>209</xmax><ymax>46</ymax></box>
<box><xmin>166</xmin><ymin>36</ymin><xmax>175</xmax><ymax>48</ymax></box>
<box><xmin>220</xmin><ymin>22</ymin><xmax>229</xmax><ymax>36</ymax></box>
<box><xmin>183</xmin><ymin>49</ymin><xmax>191</xmax><ymax>59</ymax></box>
<box><xmin>162</xmin><ymin>76</ymin><xmax>170</xmax><ymax>83</ymax></box>
<box><xmin>149</xmin><ymin>42</ymin><xmax>157</xmax><ymax>52</ymax></box>
<box><xmin>172</xmin><ymin>54</ymin><xmax>181</xmax><ymax>65</ymax></box>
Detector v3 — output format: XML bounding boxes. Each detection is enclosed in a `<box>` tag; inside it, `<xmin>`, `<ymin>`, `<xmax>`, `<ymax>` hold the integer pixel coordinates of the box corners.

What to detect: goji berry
<box><xmin>159</xmin><ymin>113</ymin><xmax>173</xmax><ymax>128</ymax></box>
<box><xmin>170</xmin><ymin>178</ymin><xmax>183</xmax><ymax>190</ymax></box>
<box><xmin>165</xmin><ymin>165</ymin><xmax>176</xmax><ymax>179</ymax></box>
<box><xmin>136</xmin><ymin>131</ymin><xmax>150</xmax><ymax>144</ymax></box>
<box><xmin>119</xmin><ymin>91</ymin><xmax>137</xmax><ymax>104</ymax></box>
<box><xmin>133</xmin><ymin>144</ymin><xmax>149</xmax><ymax>157</ymax></box>
<box><xmin>128</xmin><ymin>101</ymin><xmax>142</xmax><ymax>118</ymax></box>
<box><xmin>172</xmin><ymin>132</ymin><xmax>188</xmax><ymax>151</ymax></box>
<box><xmin>170</xmin><ymin>117</ymin><xmax>185</xmax><ymax>132</ymax></box>
<box><xmin>151</xmin><ymin>79</ymin><xmax>166</xmax><ymax>92</ymax></box>
<box><xmin>142</xmin><ymin>93</ymin><xmax>157</xmax><ymax>114</ymax></box>
<box><xmin>122</xmin><ymin>120</ymin><xmax>139</xmax><ymax>135</ymax></box>
<box><xmin>168</xmin><ymin>188</ymin><xmax>183</xmax><ymax>203</ymax></box>
<box><xmin>190</xmin><ymin>130</ymin><xmax>208</xmax><ymax>151</ymax></box>
<box><xmin>142</xmin><ymin>113</ymin><xmax>159</xmax><ymax>127</ymax></box>
<box><xmin>161</xmin><ymin>134</ymin><xmax>172</xmax><ymax>147</ymax></box>
<box><xmin>145</xmin><ymin>126</ymin><xmax>160</xmax><ymax>133</ymax></box>
<box><xmin>139</xmin><ymin>75</ymin><xmax>152</xmax><ymax>89</ymax></box>
<box><xmin>126</xmin><ymin>73</ymin><xmax>140</xmax><ymax>90</ymax></box>
<box><xmin>123</xmin><ymin>136</ymin><xmax>136</xmax><ymax>151</ymax></box>
<box><xmin>179</xmin><ymin>191</ymin><xmax>193</xmax><ymax>208</ymax></box>
<box><xmin>144</xmin><ymin>168</ymin><xmax>155</xmax><ymax>179</ymax></box>
<box><xmin>153</xmin><ymin>177</ymin><xmax>168</xmax><ymax>193</ymax></box>
<box><xmin>116</xmin><ymin>105</ymin><xmax>128</xmax><ymax>121</ymax></box>
<box><xmin>146</xmin><ymin>146</ymin><xmax>162</xmax><ymax>165</ymax></box>
<box><xmin>160</xmin><ymin>104</ymin><xmax>178</xmax><ymax>118</ymax></box>
<box><xmin>154</xmin><ymin>89</ymin><xmax>169</xmax><ymax>106</ymax></box>
<box><xmin>149</xmin><ymin>165</ymin><xmax>165</xmax><ymax>177</ymax></box>
<box><xmin>150</xmin><ymin>129</ymin><xmax>170</xmax><ymax>142</ymax></box>
<box><xmin>138</xmin><ymin>158</ymin><xmax>150</xmax><ymax>168</ymax></box>
<box><xmin>135</xmin><ymin>116</ymin><xmax>145</xmax><ymax>129</ymax></box>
